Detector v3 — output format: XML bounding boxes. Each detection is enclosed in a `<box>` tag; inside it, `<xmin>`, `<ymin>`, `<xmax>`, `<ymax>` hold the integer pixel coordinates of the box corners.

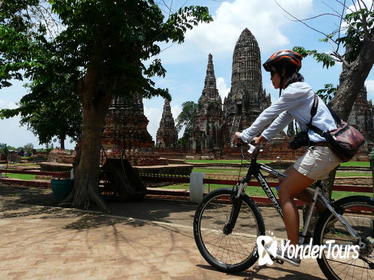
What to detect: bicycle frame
<box><xmin>230</xmin><ymin>145</ymin><xmax>360</xmax><ymax>244</ymax></box>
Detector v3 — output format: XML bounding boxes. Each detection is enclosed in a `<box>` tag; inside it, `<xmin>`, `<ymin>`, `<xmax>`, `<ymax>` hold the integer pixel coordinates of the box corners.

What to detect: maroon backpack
<box><xmin>310</xmin><ymin>97</ymin><xmax>366</xmax><ymax>162</ymax></box>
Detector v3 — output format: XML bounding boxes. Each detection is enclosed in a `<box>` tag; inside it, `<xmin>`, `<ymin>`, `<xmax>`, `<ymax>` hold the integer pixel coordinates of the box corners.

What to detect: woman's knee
<box><xmin>278</xmin><ymin>185</ymin><xmax>292</xmax><ymax>203</ymax></box>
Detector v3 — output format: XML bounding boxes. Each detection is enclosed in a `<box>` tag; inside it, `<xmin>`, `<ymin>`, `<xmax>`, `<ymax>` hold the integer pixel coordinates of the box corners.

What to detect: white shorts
<box><xmin>293</xmin><ymin>146</ymin><xmax>341</xmax><ymax>180</ymax></box>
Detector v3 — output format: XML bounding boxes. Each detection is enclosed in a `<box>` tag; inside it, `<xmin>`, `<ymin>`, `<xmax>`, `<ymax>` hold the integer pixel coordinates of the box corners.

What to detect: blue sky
<box><xmin>0</xmin><ymin>0</ymin><xmax>373</xmax><ymax>149</ymax></box>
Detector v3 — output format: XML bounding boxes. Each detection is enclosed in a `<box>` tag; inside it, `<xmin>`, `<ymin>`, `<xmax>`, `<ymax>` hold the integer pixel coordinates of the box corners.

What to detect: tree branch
<box><xmin>322</xmin><ymin>1</ymin><xmax>343</xmax><ymax>17</ymax></box>
<box><xmin>336</xmin><ymin>0</ymin><xmax>355</xmax><ymax>13</ymax></box>
<box><xmin>297</xmin><ymin>13</ymin><xmax>341</xmax><ymax>21</ymax></box>
<box><xmin>274</xmin><ymin>0</ymin><xmax>338</xmax><ymax>45</ymax></box>
<box><xmin>335</xmin><ymin>0</ymin><xmax>347</xmax><ymax>53</ymax></box>
<box><xmin>357</xmin><ymin>1</ymin><xmax>371</xmax><ymax>38</ymax></box>
<box><xmin>331</xmin><ymin>51</ymin><xmax>351</xmax><ymax>68</ymax></box>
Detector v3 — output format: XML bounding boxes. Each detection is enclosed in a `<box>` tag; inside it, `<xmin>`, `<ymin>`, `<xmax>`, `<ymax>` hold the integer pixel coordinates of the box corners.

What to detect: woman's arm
<box><xmin>240</xmin><ymin>85</ymin><xmax>309</xmax><ymax>142</ymax></box>
<box><xmin>262</xmin><ymin>111</ymin><xmax>294</xmax><ymax>140</ymax></box>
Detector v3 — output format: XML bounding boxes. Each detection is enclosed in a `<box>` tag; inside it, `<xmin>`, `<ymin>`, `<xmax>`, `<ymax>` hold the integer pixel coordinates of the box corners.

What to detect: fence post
<box><xmin>190</xmin><ymin>172</ymin><xmax>204</xmax><ymax>203</ymax></box>
<box><xmin>369</xmin><ymin>148</ymin><xmax>374</xmax><ymax>196</ymax></box>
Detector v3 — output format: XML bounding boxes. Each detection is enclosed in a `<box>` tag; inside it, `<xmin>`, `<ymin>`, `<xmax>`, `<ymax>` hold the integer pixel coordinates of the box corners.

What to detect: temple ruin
<box><xmin>190</xmin><ymin>54</ymin><xmax>224</xmax><ymax>155</ymax></box>
<box><xmin>223</xmin><ymin>28</ymin><xmax>271</xmax><ymax>141</ymax></box>
<box><xmin>156</xmin><ymin>99</ymin><xmax>178</xmax><ymax>149</ymax></box>
<box><xmin>190</xmin><ymin>28</ymin><xmax>271</xmax><ymax>155</ymax></box>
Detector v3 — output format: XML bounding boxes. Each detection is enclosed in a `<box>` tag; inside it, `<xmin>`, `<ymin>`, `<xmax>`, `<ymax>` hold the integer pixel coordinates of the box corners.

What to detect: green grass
<box><xmin>4</xmin><ymin>173</ymin><xmax>37</xmax><ymax>180</ymax></box>
<box><xmin>335</xmin><ymin>171</ymin><xmax>372</xmax><ymax>177</ymax></box>
<box><xmin>340</xmin><ymin>161</ymin><xmax>370</xmax><ymax>167</ymax></box>
<box><xmin>185</xmin><ymin>159</ymin><xmax>272</xmax><ymax>164</ymax></box>
<box><xmin>185</xmin><ymin>159</ymin><xmax>370</xmax><ymax>167</ymax></box>
<box><xmin>191</xmin><ymin>168</ymin><xmax>371</xmax><ymax>178</ymax></box>
<box><xmin>192</xmin><ymin>168</ymin><xmax>247</xmax><ymax>174</ymax></box>
<box><xmin>159</xmin><ymin>183</ymin><xmax>373</xmax><ymax>200</ymax></box>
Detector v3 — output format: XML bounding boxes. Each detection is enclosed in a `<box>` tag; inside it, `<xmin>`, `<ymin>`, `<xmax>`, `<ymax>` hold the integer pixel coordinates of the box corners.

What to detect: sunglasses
<box><xmin>270</xmin><ymin>70</ymin><xmax>277</xmax><ymax>78</ymax></box>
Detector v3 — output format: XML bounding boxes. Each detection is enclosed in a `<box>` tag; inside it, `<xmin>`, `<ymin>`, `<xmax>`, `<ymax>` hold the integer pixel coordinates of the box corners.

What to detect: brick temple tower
<box><xmin>191</xmin><ymin>54</ymin><xmax>224</xmax><ymax>154</ymax></box>
<box><xmin>156</xmin><ymin>99</ymin><xmax>178</xmax><ymax>149</ymax></box>
<box><xmin>223</xmin><ymin>28</ymin><xmax>271</xmax><ymax>143</ymax></box>
<box><xmin>348</xmin><ymin>86</ymin><xmax>374</xmax><ymax>142</ymax></box>
<box><xmin>102</xmin><ymin>93</ymin><xmax>166</xmax><ymax>165</ymax></box>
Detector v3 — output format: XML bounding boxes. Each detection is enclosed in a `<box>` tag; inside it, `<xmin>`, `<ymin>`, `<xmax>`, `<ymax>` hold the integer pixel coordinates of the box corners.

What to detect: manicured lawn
<box><xmin>336</xmin><ymin>171</ymin><xmax>372</xmax><ymax>177</ymax></box>
<box><xmin>185</xmin><ymin>159</ymin><xmax>272</xmax><ymax>164</ymax></box>
<box><xmin>340</xmin><ymin>161</ymin><xmax>370</xmax><ymax>167</ymax></box>
<box><xmin>3</xmin><ymin>173</ymin><xmax>37</xmax><ymax>180</ymax></box>
<box><xmin>185</xmin><ymin>159</ymin><xmax>370</xmax><ymax>167</ymax></box>
<box><xmin>159</xmin><ymin>183</ymin><xmax>373</xmax><ymax>200</ymax></box>
<box><xmin>192</xmin><ymin>167</ymin><xmax>248</xmax><ymax>174</ymax></box>
<box><xmin>192</xmin><ymin>168</ymin><xmax>372</xmax><ymax>178</ymax></box>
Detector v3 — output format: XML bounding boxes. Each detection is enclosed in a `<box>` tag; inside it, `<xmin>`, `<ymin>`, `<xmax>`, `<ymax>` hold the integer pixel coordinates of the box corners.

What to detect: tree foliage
<box><xmin>0</xmin><ymin>0</ymin><xmax>212</xmax><ymax>210</ymax></box>
<box><xmin>315</xmin><ymin>83</ymin><xmax>337</xmax><ymax>104</ymax></box>
<box><xmin>290</xmin><ymin>1</ymin><xmax>374</xmax><ymax>120</ymax></box>
<box><xmin>176</xmin><ymin>101</ymin><xmax>198</xmax><ymax>133</ymax></box>
<box><xmin>176</xmin><ymin>101</ymin><xmax>198</xmax><ymax>149</ymax></box>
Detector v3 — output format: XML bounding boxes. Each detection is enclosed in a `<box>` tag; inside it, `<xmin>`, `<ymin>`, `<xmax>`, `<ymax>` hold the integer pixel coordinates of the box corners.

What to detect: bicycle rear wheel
<box><xmin>193</xmin><ymin>188</ymin><xmax>265</xmax><ymax>273</ymax></box>
<box><xmin>314</xmin><ymin>196</ymin><xmax>374</xmax><ymax>280</ymax></box>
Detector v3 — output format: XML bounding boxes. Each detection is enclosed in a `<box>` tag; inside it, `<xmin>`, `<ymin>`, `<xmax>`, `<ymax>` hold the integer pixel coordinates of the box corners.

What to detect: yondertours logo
<box><xmin>256</xmin><ymin>233</ymin><xmax>360</xmax><ymax>266</ymax></box>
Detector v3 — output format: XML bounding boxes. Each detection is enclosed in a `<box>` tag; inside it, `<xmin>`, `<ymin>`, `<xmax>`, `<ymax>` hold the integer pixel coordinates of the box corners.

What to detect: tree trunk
<box><xmin>324</xmin><ymin>38</ymin><xmax>374</xmax><ymax>198</ymax></box>
<box><xmin>60</xmin><ymin>135</ymin><xmax>65</xmax><ymax>150</ymax></box>
<box><xmin>305</xmin><ymin>36</ymin><xmax>374</xmax><ymax>232</ymax></box>
<box><xmin>70</xmin><ymin>65</ymin><xmax>112</xmax><ymax>211</ymax></box>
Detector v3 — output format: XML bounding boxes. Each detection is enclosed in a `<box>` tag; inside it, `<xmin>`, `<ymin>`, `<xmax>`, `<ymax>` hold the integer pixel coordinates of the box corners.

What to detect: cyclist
<box><xmin>233</xmin><ymin>49</ymin><xmax>342</xmax><ymax>265</ymax></box>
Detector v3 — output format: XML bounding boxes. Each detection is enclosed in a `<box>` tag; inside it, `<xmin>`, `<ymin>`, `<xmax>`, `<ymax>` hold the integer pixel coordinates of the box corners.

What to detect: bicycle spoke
<box><xmin>194</xmin><ymin>190</ymin><xmax>264</xmax><ymax>272</ymax></box>
<box><xmin>317</xmin><ymin>198</ymin><xmax>374</xmax><ymax>280</ymax></box>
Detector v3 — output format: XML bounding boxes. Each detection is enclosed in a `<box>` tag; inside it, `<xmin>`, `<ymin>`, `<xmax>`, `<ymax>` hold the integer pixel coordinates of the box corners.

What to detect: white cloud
<box><xmin>0</xmin><ymin>99</ymin><xmax>17</xmax><ymax>109</ymax></box>
<box><xmin>158</xmin><ymin>0</ymin><xmax>313</xmax><ymax>64</ymax></box>
<box><xmin>143</xmin><ymin>106</ymin><xmax>162</xmax><ymax>142</ymax></box>
<box><xmin>144</xmin><ymin>100</ymin><xmax>183</xmax><ymax>141</ymax></box>
<box><xmin>365</xmin><ymin>80</ymin><xmax>374</xmax><ymax>102</ymax></box>
<box><xmin>216</xmin><ymin>77</ymin><xmax>230</xmax><ymax>99</ymax></box>
<box><xmin>171</xmin><ymin>103</ymin><xmax>182</xmax><ymax>122</ymax></box>
<box><xmin>348</xmin><ymin>0</ymin><xmax>373</xmax><ymax>12</ymax></box>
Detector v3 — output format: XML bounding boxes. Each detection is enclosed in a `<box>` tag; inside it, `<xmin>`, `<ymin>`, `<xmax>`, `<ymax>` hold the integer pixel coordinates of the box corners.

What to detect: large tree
<box><xmin>277</xmin><ymin>0</ymin><xmax>374</xmax><ymax>232</ymax></box>
<box><xmin>176</xmin><ymin>101</ymin><xmax>198</xmax><ymax>147</ymax></box>
<box><xmin>0</xmin><ymin>1</ymin><xmax>212</xmax><ymax>211</ymax></box>
<box><xmin>281</xmin><ymin>0</ymin><xmax>374</xmax><ymax>119</ymax></box>
<box><xmin>280</xmin><ymin>0</ymin><xmax>374</xmax><ymax>189</ymax></box>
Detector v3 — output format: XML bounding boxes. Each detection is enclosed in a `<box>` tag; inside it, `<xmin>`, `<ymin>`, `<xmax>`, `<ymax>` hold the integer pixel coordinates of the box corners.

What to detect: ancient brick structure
<box><xmin>190</xmin><ymin>54</ymin><xmax>224</xmax><ymax>155</ymax></box>
<box><xmin>156</xmin><ymin>99</ymin><xmax>178</xmax><ymax>149</ymax></box>
<box><xmin>190</xmin><ymin>28</ymin><xmax>272</xmax><ymax>156</ymax></box>
<box><xmin>223</xmin><ymin>28</ymin><xmax>271</xmax><ymax>143</ymax></box>
<box><xmin>102</xmin><ymin>94</ymin><xmax>166</xmax><ymax>165</ymax></box>
<box><xmin>348</xmin><ymin>87</ymin><xmax>374</xmax><ymax>142</ymax></box>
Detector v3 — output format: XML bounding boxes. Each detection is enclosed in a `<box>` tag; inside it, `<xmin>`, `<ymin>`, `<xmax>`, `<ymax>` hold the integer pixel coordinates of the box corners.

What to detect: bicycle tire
<box><xmin>193</xmin><ymin>188</ymin><xmax>265</xmax><ymax>273</ymax></box>
<box><xmin>314</xmin><ymin>195</ymin><xmax>374</xmax><ymax>280</ymax></box>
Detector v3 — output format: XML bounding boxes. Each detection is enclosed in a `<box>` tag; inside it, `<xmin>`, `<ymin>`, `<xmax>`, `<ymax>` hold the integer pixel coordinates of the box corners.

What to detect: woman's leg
<box><xmin>278</xmin><ymin>167</ymin><xmax>314</xmax><ymax>245</ymax></box>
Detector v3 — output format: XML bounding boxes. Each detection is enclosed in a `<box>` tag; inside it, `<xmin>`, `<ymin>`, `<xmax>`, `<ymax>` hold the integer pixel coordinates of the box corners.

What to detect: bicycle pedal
<box><xmin>270</xmin><ymin>255</ymin><xmax>284</xmax><ymax>265</ymax></box>
<box><xmin>275</xmin><ymin>259</ymin><xmax>284</xmax><ymax>265</ymax></box>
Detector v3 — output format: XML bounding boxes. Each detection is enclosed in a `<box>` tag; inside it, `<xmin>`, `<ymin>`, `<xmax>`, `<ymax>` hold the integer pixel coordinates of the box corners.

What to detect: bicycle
<box><xmin>193</xmin><ymin>143</ymin><xmax>374</xmax><ymax>280</ymax></box>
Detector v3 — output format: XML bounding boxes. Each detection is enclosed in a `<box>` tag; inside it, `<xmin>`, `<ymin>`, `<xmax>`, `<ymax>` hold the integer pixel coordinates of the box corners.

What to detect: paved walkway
<box><xmin>0</xmin><ymin>185</ymin><xmax>326</xmax><ymax>279</ymax></box>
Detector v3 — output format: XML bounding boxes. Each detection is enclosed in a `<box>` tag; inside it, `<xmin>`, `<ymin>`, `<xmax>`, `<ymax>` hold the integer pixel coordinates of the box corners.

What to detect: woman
<box><xmin>233</xmin><ymin>50</ymin><xmax>341</xmax><ymax>265</ymax></box>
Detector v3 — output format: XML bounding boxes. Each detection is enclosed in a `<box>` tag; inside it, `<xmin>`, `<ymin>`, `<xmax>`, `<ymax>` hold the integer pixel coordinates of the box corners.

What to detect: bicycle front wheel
<box><xmin>193</xmin><ymin>188</ymin><xmax>265</xmax><ymax>273</ymax></box>
<box><xmin>315</xmin><ymin>196</ymin><xmax>374</xmax><ymax>280</ymax></box>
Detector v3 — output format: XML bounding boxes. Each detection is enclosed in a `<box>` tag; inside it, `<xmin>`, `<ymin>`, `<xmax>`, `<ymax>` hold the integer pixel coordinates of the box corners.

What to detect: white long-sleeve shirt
<box><xmin>240</xmin><ymin>82</ymin><xmax>337</xmax><ymax>143</ymax></box>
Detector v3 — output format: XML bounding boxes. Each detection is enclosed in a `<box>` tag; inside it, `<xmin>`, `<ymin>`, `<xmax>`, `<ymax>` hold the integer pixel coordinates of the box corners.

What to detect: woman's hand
<box><xmin>232</xmin><ymin>132</ymin><xmax>243</xmax><ymax>146</ymax></box>
<box><xmin>252</xmin><ymin>135</ymin><xmax>267</xmax><ymax>145</ymax></box>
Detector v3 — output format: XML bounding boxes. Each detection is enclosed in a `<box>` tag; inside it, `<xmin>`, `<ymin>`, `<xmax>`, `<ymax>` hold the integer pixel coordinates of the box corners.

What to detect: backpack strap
<box><xmin>308</xmin><ymin>95</ymin><xmax>328</xmax><ymax>137</ymax></box>
<box><xmin>306</xmin><ymin>95</ymin><xmax>318</xmax><ymax>131</ymax></box>
<box><xmin>309</xmin><ymin>101</ymin><xmax>344</xmax><ymax>137</ymax></box>
<box><xmin>326</xmin><ymin>105</ymin><xmax>343</xmax><ymax>125</ymax></box>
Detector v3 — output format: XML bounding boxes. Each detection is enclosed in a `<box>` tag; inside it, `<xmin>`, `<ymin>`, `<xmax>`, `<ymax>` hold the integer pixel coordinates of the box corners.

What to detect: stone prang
<box><xmin>156</xmin><ymin>99</ymin><xmax>178</xmax><ymax>149</ymax></box>
<box><xmin>190</xmin><ymin>54</ymin><xmax>224</xmax><ymax>155</ymax></box>
<box><xmin>223</xmin><ymin>28</ymin><xmax>271</xmax><ymax>143</ymax></box>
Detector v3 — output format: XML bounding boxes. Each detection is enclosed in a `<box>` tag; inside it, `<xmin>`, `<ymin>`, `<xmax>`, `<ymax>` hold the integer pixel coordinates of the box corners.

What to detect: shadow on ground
<box><xmin>0</xmin><ymin>184</ymin><xmax>197</xmax><ymax>228</ymax></box>
<box><xmin>197</xmin><ymin>264</ymin><xmax>325</xmax><ymax>280</ymax></box>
